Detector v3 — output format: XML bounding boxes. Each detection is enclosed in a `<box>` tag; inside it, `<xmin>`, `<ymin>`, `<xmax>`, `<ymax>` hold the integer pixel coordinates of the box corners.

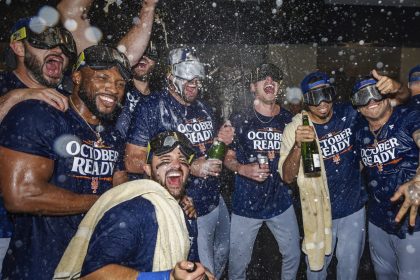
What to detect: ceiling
<box><xmin>0</xmin><ymin>0</ymin><xmax>419</xmax><ymax>47</ymax></box>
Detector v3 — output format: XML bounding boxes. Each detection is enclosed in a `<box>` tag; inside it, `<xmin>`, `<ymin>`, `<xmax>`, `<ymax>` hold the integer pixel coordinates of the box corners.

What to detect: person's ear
<box><xmin>143</xmin><ymin>163</ymin><xmax>152</xmax><ymax>177</ymax></box>
<box><xmin>250</xmin><ymin>82</ymin><xmax>256</xmax><ymax>94</ymax></box>
<box><xmin>9</xmin><ymin>41</ymin><xmax>25</xmax><ymax>58</ymax></box>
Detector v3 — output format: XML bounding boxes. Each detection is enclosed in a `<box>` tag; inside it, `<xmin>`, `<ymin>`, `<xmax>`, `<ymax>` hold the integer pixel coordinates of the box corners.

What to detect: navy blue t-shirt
<box><xmin>314</xmin><ymin>103</ymin><xmax>366</xmax><ymax>219</ymax></box>
<box><xmin>229</xmin><ymin>107</ymin><xmax>293</xmax><ymax>219</ymax></box>
<box><xmin>115</xmin><ymin>83</ymin><xmax>154</xmax><ymax>140</ymax></box>
<box><xmin>0</xmin><ymin>100</ymin><xmax>124</xmax><ymax>280</ymax></box>
<box><xmin>0</xmin><ymin>71</ymin><xmax>23</xmax><ymax>239</ymax></box>
<box><xmin>81</xmin><ymin>196</ymin><xmax>198</xmax><ymax>276</ymax></box>
<box><xmin>355</xmin><ymin>106</ymin><xmax>420</xmax><ymax>238</ymax></box>
<box><xmin>127</xmin><ymin>89</ymin><xmax>220</xmax><ymax>216</ymax></box>
<box><xmin>409</xmin><ymin>94</ymin><xmax>420</xmax><ymax>111</ymax></box>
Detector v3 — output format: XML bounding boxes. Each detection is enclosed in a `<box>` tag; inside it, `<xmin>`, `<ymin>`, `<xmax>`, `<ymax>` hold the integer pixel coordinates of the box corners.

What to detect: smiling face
<box><xmin>23</xmin><ymin>42</ymin><xmax>69</xmax><ymax>87</ymax></box>
<box><xmin>358</xmin><ymin>98</ymin><xmax>391</xmax><ymax>123</ymax></box>
<box><xmin>251</xmin><ymin>76</ymin><xmax>280</xmax><ymax>104</ymax></box>
<box><xmin>76</xmin><ymin>66</ymin><xmax>126</xmax><ymax>121</ymax></box>
<box><xmin>144</xmin><ymin>146</ymin><xmax>190</xmax><ymax>201</ymax></box>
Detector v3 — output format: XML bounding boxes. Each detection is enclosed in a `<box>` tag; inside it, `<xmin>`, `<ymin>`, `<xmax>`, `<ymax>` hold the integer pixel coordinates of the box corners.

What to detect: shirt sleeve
<box><xmin>81</xmin><ymin>197</ymin><xmax>158</xmax><ymax>276</ymax></box>
<box><xmin>0</xmin><ymin>100</ymin><xmax>65</xmax><ymax>160</ymax></box>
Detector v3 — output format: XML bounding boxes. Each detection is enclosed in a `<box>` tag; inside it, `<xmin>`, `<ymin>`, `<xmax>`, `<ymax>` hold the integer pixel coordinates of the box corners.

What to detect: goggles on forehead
<box><xmin>147</xmin><ymin>131</ymin><xmax>195</xmax><ymax>164</ymax></box>
<box><xmin>303</xmin><ymin>86</ymin><xmax>335</xmax><ymax>106</ymax></box>
<box><xmin>74</xmin><ymin>45</ymin><xmax>132</xmax><ymax>81</ymax></box>
<box><xmin>144</xmin><ymin>41</ymin><xmax>158</xmax><ymax>61</ymax></box>
<box><xmin>11</xmin><ymin>26</ymin><xmax>77</xmax><ymax>59</ymax></box>
<box><xmin>351</xmin><ymin>85</ymin><xmax>383</xmax><ymax>106</ymax></box>
<box><xmin>172</xmin><ymin>60</ymin><xmax>205</xmax><ymax>81</ymax></box>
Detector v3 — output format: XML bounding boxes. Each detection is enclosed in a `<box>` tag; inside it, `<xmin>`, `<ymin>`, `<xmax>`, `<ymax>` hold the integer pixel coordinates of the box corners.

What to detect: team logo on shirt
<box><xmin>247</xmin><ymin>127</ymin><xmax>282</xmax><ymax>152</ymax></box>
<box><xmin>127</xmin><ymin>91</ymin><xmax>140</xmax><ymax>112</ymax></box>
<box><xmin>319</xmin><ymin>128</ymin><xmax>352</xmax><ymax>164</ymax></box>
<box><xmin>65</xmin><ymin>140</ymin><xmax>119</xmax><ymax>192</ymax></box>
<box><xmin>177</xmin><ymin>118</ymin><xmax>214</xmax><ymax>145</ymax></box>
<box><xmin>360</xmin><ymin>137</ymin><xmax>402</xmax><ymax>171</ymax></box>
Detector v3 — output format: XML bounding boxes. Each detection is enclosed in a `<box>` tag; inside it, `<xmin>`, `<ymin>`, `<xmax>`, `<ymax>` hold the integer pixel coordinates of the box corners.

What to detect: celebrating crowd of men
<box><xmin>1</xmin><ymin>1</ymin><xmax>420</xmax><ymax>280</ymax></box>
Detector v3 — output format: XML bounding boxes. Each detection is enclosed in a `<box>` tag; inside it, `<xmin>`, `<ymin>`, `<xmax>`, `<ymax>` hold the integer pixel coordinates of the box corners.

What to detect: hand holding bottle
<box><xmin>217</xmin><ymin>120</ymin><xmax>235</xmax><ymax>145</ymax></box>
<box><xmin>238</xmin><ymin>162</ymin><xmax>270</xmax><ymax>182</ymax></box>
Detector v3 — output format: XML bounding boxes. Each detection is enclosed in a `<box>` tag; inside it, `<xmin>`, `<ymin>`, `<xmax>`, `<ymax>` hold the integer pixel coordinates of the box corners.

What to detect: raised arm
<box><xmin>372</xmin><ymin>69</ymin><xmax>410</xmax><ymax>106</ymax></box>
<box><xmin>0</xmin><ymin>147</ymin><xmax>97</xmax><ymax>215</ymax></box>
<box><xmin>117</xmin><ymin>0</ymin><xmax>159</xmax><ymax>66</ymax></box>
<box><xmin>57</xmin><ymin>0</ymin><xmax>96</xmax><ymax>54</ymax></box>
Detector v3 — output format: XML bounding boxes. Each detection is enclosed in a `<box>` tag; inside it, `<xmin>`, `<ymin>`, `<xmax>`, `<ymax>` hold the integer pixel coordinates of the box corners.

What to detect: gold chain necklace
<box><xmin>369</xmin><ymin>123</ymin><xmax>385</xmax><ymax>146</ymax></box>
<box><xmin>69</xmin><ymin>97</ymin><xmax>104</xmax><ymax>147</ymax></box>
<box><xmin>253</xmin><ymin>105</ymin><xmax>276</xmax><ymax>124</ymax></box>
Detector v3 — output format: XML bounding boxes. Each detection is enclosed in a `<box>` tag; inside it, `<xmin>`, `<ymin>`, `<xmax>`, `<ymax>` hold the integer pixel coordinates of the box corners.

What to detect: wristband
<box><xmin>137</xmin><ymin>270</ymin><xmax>171</xmax><ymax>280</ymax></box>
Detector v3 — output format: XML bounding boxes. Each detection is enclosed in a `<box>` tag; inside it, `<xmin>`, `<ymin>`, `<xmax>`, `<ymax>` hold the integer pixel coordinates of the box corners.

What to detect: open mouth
<box><xmin>44</xmin><ymin>55</ymin><xmax>64</xmax><ymax>78</ymax></box>
<box><xmin>166</xmin><ymin>170</ymin><xmax>183</xmax><ymax>186</ymax></box>
<box><xmin>263</xmin><ymin>84</ymin><xmax>275</xmax><ymax>94</ymax></box>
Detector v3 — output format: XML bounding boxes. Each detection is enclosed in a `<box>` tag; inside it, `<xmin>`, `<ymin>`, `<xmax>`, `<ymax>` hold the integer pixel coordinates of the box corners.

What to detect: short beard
<box><xmin>24</xmin><ymin>47</ymin><xmax>61</xmax><ymax>88</ymax></box>
<box><xmin>133</xmin><ymin>73</ymin><xmax>150</xmax><ymax>82</ymax></box>
<box><xmin>78</xmin><ymin>89</ymin><xmax>121</xmax><ymax>123</ymax></box>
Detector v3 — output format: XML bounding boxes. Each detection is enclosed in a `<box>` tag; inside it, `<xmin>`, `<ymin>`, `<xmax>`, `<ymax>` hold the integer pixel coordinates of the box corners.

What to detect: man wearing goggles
<box><xmin>0</xmin><ymin>17</ymin><xmax>78</xmax><ymax>123</ymax></box>
<box><xmin>224</xmin><ymin>63</ymin><xmax>301</xmax><ymax>280</ymax></box>
<box><xmin>0</xmin><ymin>44</ymin><xmax>129</xmax><ymax>280</ymax></box>
<box><xmin>54</xmin><ymin>131</ymin><xmax>214</xmax><ymax>280</ymax></box>
<box><xmin>125</xmin><ymin>47</ymin><xmax>234</xmax><ymax>279</ymax></box>
<box><xmin>353</xmin><ymin>75</ymin><xmax>420</xmax><ymax>279</ymax></box>
<box><xmin>408</xmin><ymin>65</ymin><xmax>420</xmax><ymax>110</ymax></box>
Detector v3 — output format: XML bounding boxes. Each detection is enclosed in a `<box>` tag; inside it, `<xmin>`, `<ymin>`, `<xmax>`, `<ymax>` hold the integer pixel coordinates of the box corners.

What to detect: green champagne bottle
<box><xmin>207</xmin><ymin>139</ymin><xmax>227</xmax><ymax>161</ymax></box>
<box><xmin>301</xmin><ymin>114</ymin><xmax>321</xmax><ymax>177</ymax></box>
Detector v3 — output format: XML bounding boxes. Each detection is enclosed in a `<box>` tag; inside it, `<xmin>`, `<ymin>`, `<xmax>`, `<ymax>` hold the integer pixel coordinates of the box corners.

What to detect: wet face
<box><xmin>23</xmin><ymin>42</ymin><xmax>69</xmax><ymax>87</ymax></box>
<box><xmin>132</xmin><ymin>55</ymin><xmax>156</xmax><ymax>80</ymax></box>
<box><xmin>181</xmin><ymin>78</ymin><xmax>201</xmax><ymax>103</ymax></box>
<box><xmin>409</xmin><ymin>81</ymin><xmax>420</xmax><ymax>95</ymax></box>
<box><xmin>149</xmin><ymin>147</ymin><xmax>190</xmax><ymax>200</ymax></box>
<box><xmin>358</xmin><ymin>99</ymin><xmax>391</xmax><ymax>122</ymax></box>
<box><xmin>77</xmin><ymin>67</ymin><xmax>126</xmax><ymax>121</ymax></box>
<box><xmin>307</xmin><ymin>101</ymin><xmax>333</xmax><ymax>123</ymax></box>
<box><xmin>252</xmin><ymin>76</ymin><xmax>279</xmax><ymax>104</ymax></box>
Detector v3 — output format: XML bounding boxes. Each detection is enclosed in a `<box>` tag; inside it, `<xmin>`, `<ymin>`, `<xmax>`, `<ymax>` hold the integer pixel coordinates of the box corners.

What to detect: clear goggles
<box><xmin>303</xmin><ymin>86</ymin><xmax>335</xmax><ymax>106</ymax></box>
<box><xmin>351</xmin><ymin>85</ymin><xmax>384</xmax><ymax>106</ymax></box>
<box><xmin>11</xmin><ymin>26</ymin><xmax>76</xmax><ymax>59</ymax></box>
<box><xmin>147</xmin><ymin>131</ymin><xmax>195</xmax><ymax>164</ymax></box>
<box><xmin>172</xmin><ymin>60</ymin><xmax>205</xmax><ymax>81</ymax></box>
<box><xmin>74</xmin><ymin>45</ymin><xmax>132</xmax><ymax>81</ymax></box>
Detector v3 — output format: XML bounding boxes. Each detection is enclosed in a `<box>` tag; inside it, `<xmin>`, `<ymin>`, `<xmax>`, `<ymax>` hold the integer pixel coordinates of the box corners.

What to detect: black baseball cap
<box><xmin>147</xmin><ymin>131</ymin><xmax>195</xmax><ymax>164</ymax></box>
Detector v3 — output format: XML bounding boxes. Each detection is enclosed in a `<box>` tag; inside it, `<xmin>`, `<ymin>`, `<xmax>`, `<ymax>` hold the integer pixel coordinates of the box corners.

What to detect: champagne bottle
<box><xmin>301</xmin><ymin>114</ymin><xmax>321</xmax><ymax>177</ymax></box>
<box><xmin>207</xmin><ymin>139</ymin><xmax>227</xmax><ymax>161</ymax></box>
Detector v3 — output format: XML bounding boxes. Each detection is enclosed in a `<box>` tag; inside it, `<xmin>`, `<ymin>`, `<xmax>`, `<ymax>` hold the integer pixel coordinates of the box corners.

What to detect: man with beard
<box><xmin>0</xmin><ymin>45</ymin><xmax>130</xmax><ymax>280</ymax></box>
<box><xmin>0</xmin><ymin>17</ymin><xmax>76</xmax><ymax>122</ymax></box>
<box><xmin>125</xmin><ymin>47</ymin><xmax>234</xmax><ymax>279</ymax></box>
<box><xmin>352</xmin><ymin>77</ymin><xmax>420</xmax><ymax>279</ymax></box>
<box><xmin>224</xmin><ymin>63</ymin><xmax>301</xmax><ymax>280</ymax></box>
<box><xmin>115</xmin><ymin>41</ymin><xmax>159</xmax><ymax>140</ymax></box>
<box><xmin>54</xmin><ymin>131</ymin><xmax>213</xmax><ymax>280</ymax></box>
<box><xmin>0</xmin><ymin>17</ymin><xmax>78</xmax><ymax>274</ymax></box>
<box><xmin>279</xmin><ymin>70</ymin><xmax>408</xmax><ymax>279</ymax></box>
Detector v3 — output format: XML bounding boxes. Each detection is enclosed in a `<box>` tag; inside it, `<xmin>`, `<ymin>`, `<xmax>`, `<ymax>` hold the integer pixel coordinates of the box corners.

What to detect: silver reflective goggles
<box><xmin>351</xmin><ymin>85</ymin><xmax>383</xmax><ymax>106</ymax></box>
<box><xmin>303</xmin><ymin>86</ymin><xmax>335</xmax><ymax>106</ymax></box>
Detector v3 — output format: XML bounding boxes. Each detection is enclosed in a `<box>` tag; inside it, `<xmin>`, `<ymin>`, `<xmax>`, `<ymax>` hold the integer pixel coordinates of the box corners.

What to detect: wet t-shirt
<box><xmin>0</xmin><ymin>100</ymin><xmax>124</xmax><ymax>280</ymax></box>
<box><xmin>127</xmin><ymin>90</ymin><xmax>220</xmax><ymax>216</ymax></box>
<box><xmin>229</xmin><ymin>107</ymin><xmax>293</xmax><ymax>219</ymax></box>
<box><xmin>81</xmin><ymin>196</ymin><xmax>198</xmax><ymax>276</ymax></box>
<box><xmin>355</xmin><ymin>106</ymin><xmax>420</xmax><ymax>237</ymax></box>
<box><xmin>115</xmin><ymin>83</ymin><xmax>154</xmax><ymax>140</ymax></box>
<box><xmin>314</xmin><ymin>103</ymin><xmax>366</xmax><ymax>219</ymax></box>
